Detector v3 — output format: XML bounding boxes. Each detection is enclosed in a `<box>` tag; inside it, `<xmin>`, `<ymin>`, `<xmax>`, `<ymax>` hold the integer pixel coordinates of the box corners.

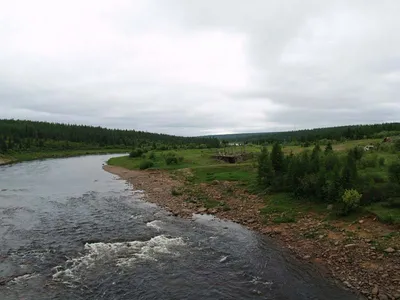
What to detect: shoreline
<box><xmin>104</xmin><ymin>164</ymin><xmax>400</xmax><ymax>300</ymax></box>
<box><xmin>0</xmin><ymin>150</ymin><xmax>128</xmax><ymax>166</ymax></box>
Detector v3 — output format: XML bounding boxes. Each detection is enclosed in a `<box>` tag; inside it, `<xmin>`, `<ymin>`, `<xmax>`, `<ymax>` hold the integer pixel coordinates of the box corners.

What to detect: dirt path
<box><xmin>104</xmin><ymin>165</ymin><xmax>400</xmax><ymax>300</ymax></box>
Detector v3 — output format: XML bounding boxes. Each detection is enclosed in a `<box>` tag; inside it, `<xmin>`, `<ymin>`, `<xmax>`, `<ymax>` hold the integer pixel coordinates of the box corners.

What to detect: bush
<box><xmin>388</xmin><ymin>161</ymin><xmax>400</xmax><ymax>184</ymax></box>
<box><xmin>394</xmin><ymin>139</ymin><xmax>400</xmax><ymax>151</ymax></box>
<box><xmin>129</xmin><ymin>149</ymin><xmax>143</xmax><ymax>158</ymax></box>
<box><xmin>164</xmin><ymin>152</ymin><xmax>183</xmax><ymax>165</ymax></box>
<box><xmin>360</xmin><ymin>186</ymin><xmax>386</xmax><ymax>205</ymax></box>
<box><xmin>359</xmin><ymin>154</ymin><xmax>378</xmax><ymax>168</ymax></box>
<box><xmin>139</xmin><ymin>160</ymin><xmax>154</xmax><ymax>170</ymax></box>
<box><xmin>165</xmin><ymin>156</ymin><xmax>178</xmax><ymax>165</ymax></box>
<box><xmin>378</xmin><ymin>157</ymin><xmax>385</xmax><ymax>167</ymax></box>
<box><xmin>338</xmin><ymin>189</ymin><xmax>362</xmax><ymax>215</ymax></box>
<box><xmin>148</xmin><ymin>152</ymin><xmax>156</xmax><ymax>160</ymax></box>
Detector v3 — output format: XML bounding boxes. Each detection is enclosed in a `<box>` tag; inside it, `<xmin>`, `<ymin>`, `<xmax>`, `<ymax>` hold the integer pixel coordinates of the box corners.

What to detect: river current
<box><xmin>0</xmin><ymin>155</ymin><xmax>360</xmax><ymax>299</ymax></box>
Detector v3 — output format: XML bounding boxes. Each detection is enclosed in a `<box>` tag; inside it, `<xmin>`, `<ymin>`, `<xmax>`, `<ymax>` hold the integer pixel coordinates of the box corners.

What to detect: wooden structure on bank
<box><xmin>212</xmin><ymin>144</ymin><xmax>252</xmax><ymax>163</ymax></box>
<box><xmin>212</xmin><ymin>153</ymin><xmax>251</xmax><ymax>163</ymax></box>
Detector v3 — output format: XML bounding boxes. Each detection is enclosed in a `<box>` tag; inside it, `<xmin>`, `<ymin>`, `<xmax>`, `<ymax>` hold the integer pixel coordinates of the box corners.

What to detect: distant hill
<box><xmin>208</xmin><ymin>123</ymin><xmax>400</xmax><ymax>143</ymax></box>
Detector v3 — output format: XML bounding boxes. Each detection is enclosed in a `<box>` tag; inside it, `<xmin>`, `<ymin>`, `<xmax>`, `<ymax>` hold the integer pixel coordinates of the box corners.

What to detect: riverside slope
<box><xmin>104</xmin><ymin>165</ymin><xmax>400</xmax><ymax>300</ymax></box>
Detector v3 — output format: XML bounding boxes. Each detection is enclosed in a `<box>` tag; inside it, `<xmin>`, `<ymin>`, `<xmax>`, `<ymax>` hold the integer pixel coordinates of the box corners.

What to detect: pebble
<box><xmin>343</xmin><ymin>281</ymin><xmax>352</xmax><ymax>288</ymax></box>
<box><xmin>372</xmin><ymin>285</ymin><xmax>379</xmax><ymax>296</ymax></box>
<box><xmin>384</xmin><ymin>247</ymin><xmax>395</xmax><ymax>253</ymax></box>
<box><xmin>378</xmin><ymin>294</ymin><xmax>388</xmax><ymax>300</ymax></box>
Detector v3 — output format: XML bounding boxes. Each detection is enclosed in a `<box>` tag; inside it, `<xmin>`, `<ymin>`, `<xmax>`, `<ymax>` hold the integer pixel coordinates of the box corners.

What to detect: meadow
<box><xmin>108</xmin><ymin>139</ymin><xmax>400</xmax><ymax>225</ymax></box>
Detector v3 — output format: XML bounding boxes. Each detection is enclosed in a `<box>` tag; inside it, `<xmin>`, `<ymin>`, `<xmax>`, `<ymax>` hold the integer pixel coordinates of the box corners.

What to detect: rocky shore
<box><xmin>104</xmin><ymin>165</ymin><xmax>400</xmax><ymax>300</ymax></box>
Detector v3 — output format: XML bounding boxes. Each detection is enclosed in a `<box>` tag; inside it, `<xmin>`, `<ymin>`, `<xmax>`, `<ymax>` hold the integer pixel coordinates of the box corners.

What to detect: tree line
<box><xmin>257</xmin><ymin>142</ymin><xmax>400</xmax><ymax>217</ymax></box>
<box><xmin>216</xmin><ymin>123</ymin><xmax>400</xmax><ymax>144</ymax></box>
<box><xmin>0</xmin><ymin>119</ymin><xmax>220</xmax><ymax>153</ymax></box>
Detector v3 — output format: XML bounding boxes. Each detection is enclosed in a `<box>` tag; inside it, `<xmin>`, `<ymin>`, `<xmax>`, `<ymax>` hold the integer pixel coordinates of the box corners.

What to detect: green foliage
<box><xmin>139</xmin><ymin>160</ymin><xmax>154</xmax><ymax>170</ymax></box>
<box><xmin>378</xmin><ymin>157</ymin><xmax>385</xmax><ymax>166</ymax></box>
<box><xmin>366</xmin><ymin>202</ymin><xmax>400</xmax><ymax>225</ymax></box>
<box><xmin>359</xmin><ymin>154</ymin><xmax>378</xmax><ymax>168</ymax></box>
<box><xmin>338</xmin><ymin>189</ymin><xmax>362</xmax><ymax>216</ymax></box>
<box><xmin>388</xmin><ymin>160</ymin><xmax>400</xmax><ymax>184</ymax></box>
<box><xmin>148</xmin><ymin>151</ymin><xmax>156</xmax><ymax>160</ymax></box>
<box><xmin>0</xmin><ymin>119</ymin><xmax>220</xmax><ymax>154</ymax></box>
<box><xmin>270</xmin><ymin>143</ymin><xmax>285</xmax><ymax>173</ymax></box>
<box><xmin>257</xmin><ymin>147</ymin><xmax>274</xmax><ymax>188</ymax></box>
<box><xmin>324</xmin><ymin>142</ymin><xmax>333</xmax><ymax>153</ymax></box>
<box><xmin>163</xmin><ymin>152</ymin><xmax>184</xmax><ymax>165</ymax></box>
<box><xmin>129</xmin><ymin>149</ymin><xmax>144</xmax><ymax>158</ymax></box>
<box><xmin>213</xmin><ymin>123</ymin><xmax>400</xmax><ymax>144</ymax></box>
<box><xmin>394</xmin><ymin>139</ymin><xmax>400</xmax><ymax>151</ymax></box>
<box><xmin>349</xmin><ymin>146</ymin><xmax>364</xmax><ymax>161</ymax></box>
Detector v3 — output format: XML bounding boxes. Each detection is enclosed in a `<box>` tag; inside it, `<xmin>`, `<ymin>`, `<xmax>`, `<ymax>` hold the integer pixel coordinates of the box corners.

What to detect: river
<box><xmin>0</xmin><ymin>155</ymin><xmax>360</xmax><ymax>299</ymax></box>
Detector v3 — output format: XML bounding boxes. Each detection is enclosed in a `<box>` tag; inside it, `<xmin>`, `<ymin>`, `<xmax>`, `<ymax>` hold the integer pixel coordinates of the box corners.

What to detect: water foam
<box><xmin>11</xmin><ymin>273</ymin><xmax>38</xmax><ymax>284</ymax></box>
<box><xmin>250</xmin><ymin>276</ymin><xmax>273</xmax><ymax>286</ymax></box>
<box><xmin>52</xmin><ymin>235</ymin><xmax>185</xmax><ymax>281</ymax></box>
<box><xmin>146</xmin><ymin>220</ymin><xmax>162</xmax><ymax>231</ymax></box>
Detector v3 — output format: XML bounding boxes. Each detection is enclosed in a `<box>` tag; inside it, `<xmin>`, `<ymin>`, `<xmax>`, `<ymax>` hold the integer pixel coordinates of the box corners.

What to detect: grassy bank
<box><xmin>0</xmin><ymin>149</ymin><xmax>128</xmax><ymax>165</ymax></box>
<box><xmin>107</xmin><ymin>140</ymin><xmax>400</xmax><ymax>225</ymax></box>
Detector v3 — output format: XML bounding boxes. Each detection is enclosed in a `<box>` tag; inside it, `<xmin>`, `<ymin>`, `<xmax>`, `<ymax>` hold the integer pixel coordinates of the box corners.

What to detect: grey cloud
<box><xmin>1</xmin><ymin>0</ymin><xmax>399</xmax><ymax>136</ymax></box>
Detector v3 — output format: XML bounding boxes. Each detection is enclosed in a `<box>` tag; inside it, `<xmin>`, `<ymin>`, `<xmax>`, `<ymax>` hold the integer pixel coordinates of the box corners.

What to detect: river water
<box><xmin>0</xmin><ymin>155</ymin><xmax>360</xmax><ymax>299</ymax></box>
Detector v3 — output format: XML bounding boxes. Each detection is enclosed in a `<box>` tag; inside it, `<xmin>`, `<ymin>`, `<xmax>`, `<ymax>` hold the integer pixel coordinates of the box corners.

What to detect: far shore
<box><xmin>104</xmin><ymin>164</ymin><xmax>400</xmax><ymax>300</ymax></box>
<box><xmin>0</xmin><ymin>149</ymin><xmax>128</xmax><ymax>166</ymax></box>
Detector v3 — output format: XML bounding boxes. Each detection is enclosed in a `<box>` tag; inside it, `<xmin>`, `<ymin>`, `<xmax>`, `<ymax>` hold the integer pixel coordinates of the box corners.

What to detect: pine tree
<box><xmin>270</xmin><ymin>142</ymin><xmax>285</xmax><ymax>174</ymax></box>
<box><xmin>0</xmin><ymin>136</ymin><xmax>8</xmax><ymax>153</ymax></box>
<box><xmin>324</xmin><ymin>142</ymin><xmax>333</xmax><ymax>154</ymax></box>
<box><xmin>311</xmin><ymin>144</ymin><xmax>321</xmax><ymax>172</ymax></box>
<box><xmin>257</xmin><ymin>147</ymin><xmax>274</xmax><ymax>188</ymax></box>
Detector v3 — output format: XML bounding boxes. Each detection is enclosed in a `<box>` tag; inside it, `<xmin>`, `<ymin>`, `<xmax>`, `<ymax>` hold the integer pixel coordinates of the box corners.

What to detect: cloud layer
<box><xmin>1</xmin><ymin>0</ymin><xmax>399</xmax><ymax>135</ymax></box>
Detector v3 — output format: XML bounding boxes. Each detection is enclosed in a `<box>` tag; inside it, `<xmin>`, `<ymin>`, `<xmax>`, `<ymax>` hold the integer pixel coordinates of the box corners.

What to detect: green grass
<box><xmin>191</xmin><ymin>164</ymin><xmax>256</xmax><ymax>183</ymax></box>
<box><xmin>366</xmin><ymin>202</ymin><xmax>400</xmax><ymax>225</ymax></box>
<box><xmin>106</xmin><ymin>140</ymin><xmax>400</xmax><ymax>226</ymax></box>
<box><xmin>108</xmin><ymin>148</ymin><xmax>223</xmax><ymax>170</ymax></box>
<box><xmin>260</xmin><ymin>193</ymin><xmax>329</xmax><ymax>224</ymax></box>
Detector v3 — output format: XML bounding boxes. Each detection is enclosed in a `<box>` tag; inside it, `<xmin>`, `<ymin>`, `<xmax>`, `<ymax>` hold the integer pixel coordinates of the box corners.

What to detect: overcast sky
<box><xmin>1</xmin><ymin>1</ymin><xmax>399</xmax><ymax>136</ymax></box>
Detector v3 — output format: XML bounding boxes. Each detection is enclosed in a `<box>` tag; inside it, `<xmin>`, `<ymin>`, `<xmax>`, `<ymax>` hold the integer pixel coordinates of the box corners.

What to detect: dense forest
<box><xmin>215</xmin><ymin>123</ymin><xmax>400</xmax><ymax>144</ymax></box>
<box><xmin>0</xmin><ymin>119</ymin><xmax>220</xmax><ymax>154</ymax></box>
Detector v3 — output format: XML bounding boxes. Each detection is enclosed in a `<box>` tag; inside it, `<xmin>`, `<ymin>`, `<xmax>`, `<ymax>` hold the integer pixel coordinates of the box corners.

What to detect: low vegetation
<box><xmin>109</xmin><ymin>134</ymin><xmax>400</xmax><ymax>225</ymax></box>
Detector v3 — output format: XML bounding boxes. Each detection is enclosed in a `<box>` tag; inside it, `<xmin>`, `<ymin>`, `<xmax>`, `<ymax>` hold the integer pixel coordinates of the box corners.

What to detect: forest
<box><xmin>0</xmin><ymin>119</ymin><xmax>220</xmax><ymax>154</ymax></box>
<box><xmin>256</xmin><ymin>141</ymin><xmax>400</xmax><ymax>221</ymax></box>
<box><xmin>215</xmin><ymin>122</ymin><xmax>400</xmax><ymax>144</ymax></box>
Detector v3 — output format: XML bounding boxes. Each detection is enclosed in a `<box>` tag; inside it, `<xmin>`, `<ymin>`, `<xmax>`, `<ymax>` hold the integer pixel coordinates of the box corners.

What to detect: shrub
<box><xmin>148</xmin><ymin>152</ymin><xmax>156</xmax><ymax>160</ymax></box>
<box><xmin>139</xmin><ymin>160</ymin><xmax>154</xmax><ymax>170</ymax></box>
<box><xmin>349</xmin><ymin>146</ymin><xmax>364</xmax><ymax>161</ymax></box>
<box><xmin>338</xmin><ymin>189</ymin><xmax>362</xmax><ymax>215</ymax></box>
<box><xmin>165</xmin><ymin>156</ymin><xmax>178</xmax><ymax>165</ymax></box>
<box><xmin>360</xmin><ymin>186</ymin><xmax>386</xmax><ymax>205</ymax></box>
<box><xmin>359</xmin><ymin>154</ymin><xmax>378</xmax><ymax>168</ymax></box>
<box><xmin>388</xmin><ymin>161</ymin><xmax>400</xmax><ymax>184</ymax></box>
<box><xmin>378</xmin><ymin>157</ymin><xmax>385</xmax><ymax>167</ymax></box>
<box><xmin>129</xmin><ymin>149</ymin><xmax>143</xmax><ymax>158</ymax></box>
<box><xmin>324</xmin><ymin>142</ymin><xmax>333</xmax><ymax>153</ymax></box>
<box><xmin>394</xmin><ymin>139</ymin><xmax>400</xmax><ymax>151</ymax></box>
